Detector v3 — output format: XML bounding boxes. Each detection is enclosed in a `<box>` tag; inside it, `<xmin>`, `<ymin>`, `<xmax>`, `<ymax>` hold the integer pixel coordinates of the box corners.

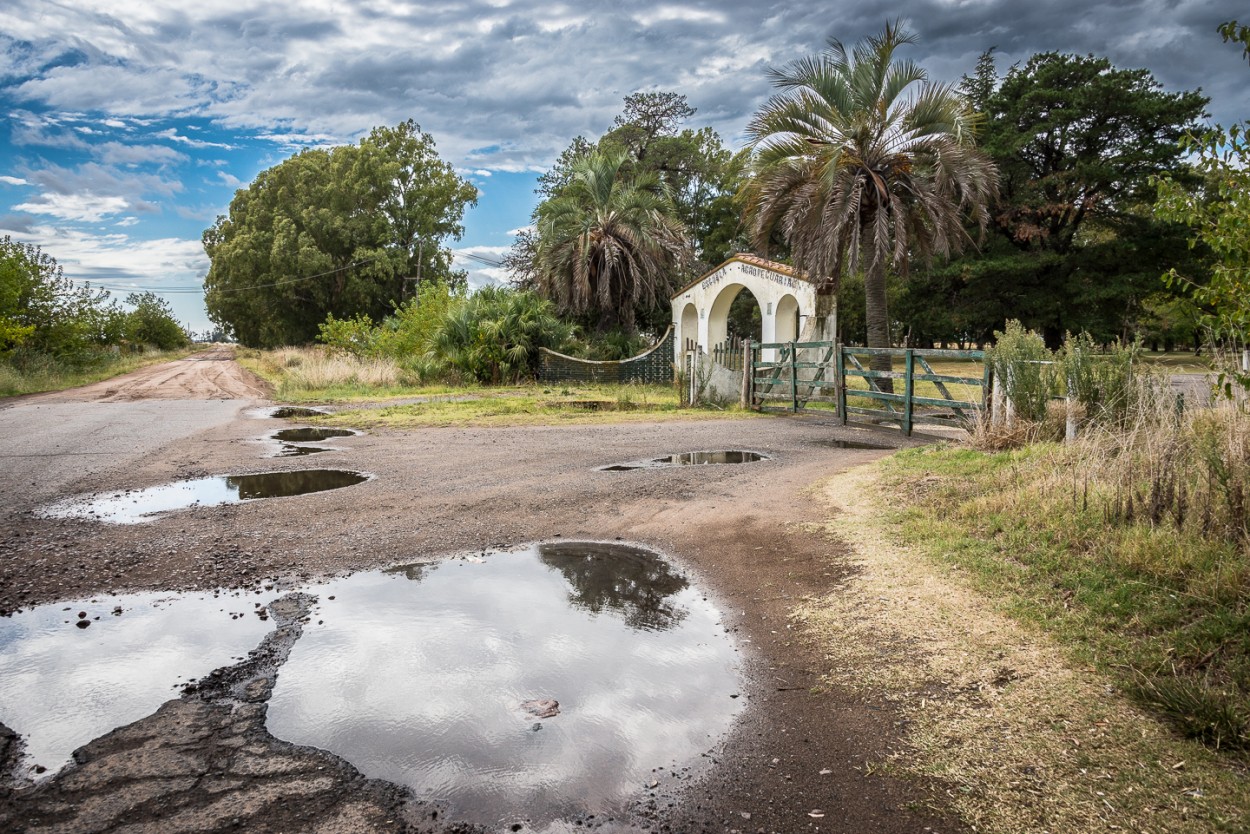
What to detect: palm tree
<box><xmin>532</xmin><ymin>150</ymin><xmax>691</xmax><ymax>333</ymax></box>
<box><xmin>743</xmin><ymin>21</ymin><xmax>998</xmax><ymax>386</ymax></box>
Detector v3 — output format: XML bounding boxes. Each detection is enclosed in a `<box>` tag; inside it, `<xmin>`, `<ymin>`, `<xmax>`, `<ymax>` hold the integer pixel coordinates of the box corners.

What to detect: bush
<box><xmin>1060</xmin><ymin>332</ymin><xmax>1142</xmax><ymax>426</ymax></box>
<box><xmin>988</xmin><ymin>320</ymin><xmax>1056</xmax><ymax>421</ymax></box>
<box><xmin>431</xmin><ymin>287</ymin><xmax>573</xmax><ymax>384</ymax></box>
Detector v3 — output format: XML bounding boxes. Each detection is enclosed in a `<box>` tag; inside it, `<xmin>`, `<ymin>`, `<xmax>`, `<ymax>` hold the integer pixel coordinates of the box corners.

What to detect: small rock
<box><xmin>520</xmin><ymin>698</ymin><xmax>560</xmax><ymax>718</ymax></box>
<box><xmin>75</xmin><ymin>620</ymin><xmax>90</xmax><ymax>629</ymax></box>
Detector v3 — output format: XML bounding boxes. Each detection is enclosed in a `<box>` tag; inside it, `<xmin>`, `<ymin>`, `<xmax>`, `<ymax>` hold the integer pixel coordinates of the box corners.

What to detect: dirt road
<box><xmin>0</xmin><ymin>352</ymin><xmax>961</xmax><ymax>834</ymax></box>
<box><xmin>0</xmin><ymin>348</ymin><xmax>271</xmax><ymax>508</ymax></box>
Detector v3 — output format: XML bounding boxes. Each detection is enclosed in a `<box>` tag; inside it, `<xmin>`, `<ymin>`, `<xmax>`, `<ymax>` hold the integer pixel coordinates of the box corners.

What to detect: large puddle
<box><xmin>602</xmin><ymin>450</ymin><xmax>769</xmax><ymax>471</ymax></box>
<box><xmin>0</xmin><ymin>543</ymin><xmax>742</xmax><ymax>829</ymax></box>
<box><xmin>37</xmin><ymin>469</ymin><xmax>370</xmax><ymax>524</ymax></box>
<box><xmin>0</xmin><ymin>590</ymin><xmax>271</xmax><ymax>775</ymax></box>
<box><xmin>267</xmin><ymin>542</ymin><xmax>742</xmax><ymax>829</ymax></box>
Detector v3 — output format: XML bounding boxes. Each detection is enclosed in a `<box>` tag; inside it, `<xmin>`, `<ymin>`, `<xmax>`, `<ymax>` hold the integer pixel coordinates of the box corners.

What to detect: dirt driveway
<box><xmin>0</xmin><ymin>352</ymin><xmax>961</xmax><ymax>834</ymax></box>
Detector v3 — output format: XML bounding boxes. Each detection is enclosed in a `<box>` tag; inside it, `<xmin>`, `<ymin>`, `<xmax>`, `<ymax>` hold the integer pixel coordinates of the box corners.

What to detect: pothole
<box><xmin>266</xmin><ymin>406</ymin><xmax>329</xmax><ymax>419</ymax></box>
<box><xmin>601</xmin><ymin>450</ymin><xmax>770</xmax><ymax>470</ymax></box>
<box><xmin>271</xmin><ymin>427</ymin><xmax>357</xmax><ymax>443</ymax></box>
<box><xmin>267</xmin><ymin>541</ymin><xmax>742</xmax><ymax>829</ymax></box>
<box><xmin>0</xmin><ymin>589</ymin><xmax>273</xmax><ymax>777</ymax></box>
<box><xmin>807</xmin><ymin>438</ymin><xmax>893</xmax><ymax>450</ymax></box>
<box><xmin>275</xmin><ymin>444</ymin><xmax>331</xmax><ymax>457</ymax></box>
<box><xmin>37</xmin><ymin>469</ymin><xmax>371</xmax><ymax>524</ymax></box>
<box><xmin>0</xmin><ymin>542</ymin><xmax>743</xmax><ymax>830</ymax></box>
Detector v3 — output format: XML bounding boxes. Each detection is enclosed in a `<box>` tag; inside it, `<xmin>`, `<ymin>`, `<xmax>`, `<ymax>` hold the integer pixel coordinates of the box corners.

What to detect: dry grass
<box><xmin>794</xmin><ymin>465</ymin><xmax>1250</xmax><ymax>833</ymax></box>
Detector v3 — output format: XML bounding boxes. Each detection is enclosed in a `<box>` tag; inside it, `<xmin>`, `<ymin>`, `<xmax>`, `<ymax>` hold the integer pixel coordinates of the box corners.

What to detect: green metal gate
<box><xmin>751</xmin><ymin>343</ymin><xmax>990</xmax><ymax>436</ymax></box>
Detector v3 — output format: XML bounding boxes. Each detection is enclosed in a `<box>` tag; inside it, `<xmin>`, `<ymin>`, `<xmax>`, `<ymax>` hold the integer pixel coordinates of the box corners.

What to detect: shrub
<box><xmin>987</xmin><ymin>320</ymin><xmax>1056</xmax><ymax>421</ymax></box>
<box><xmin>431</xmin><ymin>287</ymin><xmax>573</xmax><ymax>384</ymax></box>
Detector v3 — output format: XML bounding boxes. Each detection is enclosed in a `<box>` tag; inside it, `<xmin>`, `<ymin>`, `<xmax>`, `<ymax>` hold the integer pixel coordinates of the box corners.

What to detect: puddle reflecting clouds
<box><xmin>37</xmin><ymin>469</ymin><xmax>370</xmax><ymax>524</ymax></box>
<box><xmin>0</xmin><ymin>592</ymin><xmax>270</xmax><ymax>775</ymax></box>
<box><xmin>267</xmin><ymin>542</ymin><xmax>742</xmax><ymax>829</ymax></box>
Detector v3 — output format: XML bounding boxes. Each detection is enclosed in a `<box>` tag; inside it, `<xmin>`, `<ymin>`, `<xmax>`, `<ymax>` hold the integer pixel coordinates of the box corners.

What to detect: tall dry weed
<box><xmin>272</xmin><ymin>347</ymin><xmax>402</xmax><ymax>393</ymax></box>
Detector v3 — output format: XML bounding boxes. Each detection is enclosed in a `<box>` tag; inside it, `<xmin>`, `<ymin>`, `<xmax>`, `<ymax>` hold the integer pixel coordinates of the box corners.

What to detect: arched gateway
<box><xmin>671</xmin><ymin>255</ymin><xmax>834</xmax><ymax>365</ymax></box>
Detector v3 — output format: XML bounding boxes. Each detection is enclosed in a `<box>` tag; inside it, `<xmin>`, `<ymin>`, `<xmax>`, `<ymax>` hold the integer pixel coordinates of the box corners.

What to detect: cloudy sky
<box><xmin>1</xmin><ymin>0</ymin><xmax>1246</xmax><ymax>333</ymax></box>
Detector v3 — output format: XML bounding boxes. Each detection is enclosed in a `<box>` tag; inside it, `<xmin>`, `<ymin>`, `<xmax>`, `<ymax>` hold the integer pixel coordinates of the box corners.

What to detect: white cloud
<box><xmin>14</xmin><ymin>193</ymin><xmax>131</xmax><ymax>223</ymax></box>
<box><xmin>0</xmin><ymin>176</ymin><xmax>29</xmax><ymax>186</ymax></box>
<box><xmin>155</xmin><ymin>129</ymin><xmax>234</xmax><ymax>150</ymax></box>
<box><xmin>217</xmin><ymin>171</ymin><xmax>242</xmax><ymax>186</ymax></box>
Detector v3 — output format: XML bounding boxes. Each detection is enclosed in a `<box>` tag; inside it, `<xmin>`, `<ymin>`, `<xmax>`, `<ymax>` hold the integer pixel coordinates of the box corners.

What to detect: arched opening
<box><xmin>708</xmin><ymin>283</ymin><xmax>762</xmax><ymax>350</ymax></box>
<box><xmin>679</xmin><ymin>303</ymin><xmax>698</xmax><ymax>353</ymax></box>
<box><xmin>774</xmin><ymin>294</ymin><xmax>800</xmax><ymax>343</ymax></box>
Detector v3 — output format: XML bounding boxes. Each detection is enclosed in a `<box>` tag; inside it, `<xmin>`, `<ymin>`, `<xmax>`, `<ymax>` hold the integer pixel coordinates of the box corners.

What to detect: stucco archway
<box><xmin>671</xmin><ymin>255</ymin><xmax>830</xmax><ymax>367</ymax></box>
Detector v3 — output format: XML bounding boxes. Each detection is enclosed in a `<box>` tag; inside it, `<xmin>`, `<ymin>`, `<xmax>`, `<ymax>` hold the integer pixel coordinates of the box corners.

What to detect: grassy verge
<box><xmin>311</xmin><ymin>382</ymin><xmax>757</xmax><ymax>429</ymax></box>
<box><xmin>242</xmin><ymin>345</ymin><xmax>756</xmax><ymax>427</ymax></box>
<box><xmin>0</xmin><ymin>347</ymin><xmax>201</xmax><ymax>397</ymax></box>
<box><xmin>797</xmin><ymin>461</ymin><xmax>1250</xmax><ymax>833</ymax></box>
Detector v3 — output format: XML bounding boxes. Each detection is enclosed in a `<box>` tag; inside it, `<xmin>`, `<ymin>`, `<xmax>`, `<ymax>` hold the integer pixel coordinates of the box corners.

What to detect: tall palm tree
<box><xmin>533</xmin><ymin>150</ymin><xmax>691</xmax><ymax>332</ymax></box>
<box><xmin>743</xmin><ymin>21</ymin><xmax>998</xmax><ymax>386</ymax></box>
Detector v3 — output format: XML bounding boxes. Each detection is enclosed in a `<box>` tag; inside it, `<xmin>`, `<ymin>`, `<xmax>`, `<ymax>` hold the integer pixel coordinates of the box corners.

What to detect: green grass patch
<box><xmin>310</xmin><ymin>383</ymin><xmax>757</xmax><ymax>428</ymax></box>
<box><xmin>881</xmin><ymin>441</ymin><xmax>1250</xmax><ymax>755</ymax></box>
<box><xmin>0</xmin><ymin>347</ymin><xmax>200</xmax><ymax>397</ymax></box>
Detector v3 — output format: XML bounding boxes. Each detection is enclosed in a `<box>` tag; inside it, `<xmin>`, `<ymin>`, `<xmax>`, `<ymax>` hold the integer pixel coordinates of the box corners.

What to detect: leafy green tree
<box><xmin>532</xmin><ymin>150</ymin><xmax>692</xmax><ymax>332</ymax></box>
<box><xmin>1156</xmin><ymin>23</ymin><xmax>1250</xmax><ymax>391</ymax></box>
<box><xmin>743</xmin><ymin>22</ymin><xmax>997</xmax><ymax>384</ymax></box>
<box><xmin>0</xmin><ymin>236</ymin><xmax>118</xmax><ymax>361</ymax></box>
<box><xmin>203</xmin><ymin>121</ymin><xmax>476</xmax><ymax>348</ymax></box>
<box><xmin>122</xmin><ymin>292</ymin><xmax>189</xmax><ymax>350</ymax></box>
<box><xmin>522</xmin><ymin>92</ymin><xmax>744</xmax><ymax>296</ymax></box>
<box><xmin>956</xmin><ymin>51</ymin><xmax>1208</xmax><ymax>345</ymax></box>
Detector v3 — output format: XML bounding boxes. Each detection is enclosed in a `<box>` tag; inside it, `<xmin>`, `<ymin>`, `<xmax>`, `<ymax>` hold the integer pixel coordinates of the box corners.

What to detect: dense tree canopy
<box><xmin>743</xmin><ymin>22</ymin><xmax>997</xmax><ymax>375</ymax></box>
<box><xmin>901</xmin><ymin>51</ymin><xmax>1210</xmax><ymax>348</ymax></box>
<box><xmin>1156</xmin><ymin>23</ymin><xmax>1250</xmax><ymax>390</ymax></box>
<box><xmin>203</xmin><ymin>121</ymin><xmax>476</xmax><ymax>348</ymax></box>
<box><xmin>513</xmin><ymin>92</ymin><xmax>745</xmax><ymax>333</ymax></box>
<box><xmin>1</xmin><ymin>236</ymin><xmax>117</xmax><ymax>359</ymax></box>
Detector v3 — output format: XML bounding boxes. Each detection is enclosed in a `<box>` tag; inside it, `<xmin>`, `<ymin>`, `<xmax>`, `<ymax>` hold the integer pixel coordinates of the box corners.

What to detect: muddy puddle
<box><xmin>0</xmin><ymin>590</ymin><xmax>272</xmax><ymax>776</ymax></box>
<box><xmin>37</xmin><ymin>469</ymin><xmax>370</xmax><ymax>524</ymax></box>
<box><xmin>265</xmin><ymin>406</ymin><xmax>329</xmax><ymax>419</ymax></box>
<box><xmin>269</xmin><ymin>541</ymin><xmax>741</xmax><ymax>829</ymax></box>
<box><xmin>271</xmin><ymin>427</ymin><xmax>356</xmax><ymax>443</ymax></box>
<box><xmin>0</xmin><ymin>542</ymin><xmax>741</xmax><ymax>830</ymax></box>
<box><xmin>807</xmin><ymin>438</ymin><xmax>893</xmax><ymax>450</ymax></box>
<box><xmin>602</xmin><ymin>450</ymin><xmax>769</xmax><ymax>471</ymax></box>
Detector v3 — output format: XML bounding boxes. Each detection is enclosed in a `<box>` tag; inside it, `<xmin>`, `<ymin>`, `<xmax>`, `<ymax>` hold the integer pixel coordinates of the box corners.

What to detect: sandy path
<box><xmin>22</xmin><ymin>346</ymin><xmax>271</xmax><ymax>403</ymax></box>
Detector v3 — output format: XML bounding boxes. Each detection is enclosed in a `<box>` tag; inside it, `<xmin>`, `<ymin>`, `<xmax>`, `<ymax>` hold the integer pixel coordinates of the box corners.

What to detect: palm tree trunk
<box><xmin>863</xmin><ymin>259</ymin><xmax>893</xmax><ymax>394</ymax></box>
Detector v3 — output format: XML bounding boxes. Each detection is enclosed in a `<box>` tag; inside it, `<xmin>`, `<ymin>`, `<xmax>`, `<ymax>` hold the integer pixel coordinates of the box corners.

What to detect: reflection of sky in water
<box><xmin>0</xmin><ymin>592</ymin><xmax>271</xmax><ymax>774</ymax></box>
<box><xmin>35</xmin><ymin>470</ymin><xmax>368</xmax><ymax>524</ymax></box>
<box><xmin>267</xmin><ymin>544</ymin><xmax>742</xmax><ymax>830</ymax></box>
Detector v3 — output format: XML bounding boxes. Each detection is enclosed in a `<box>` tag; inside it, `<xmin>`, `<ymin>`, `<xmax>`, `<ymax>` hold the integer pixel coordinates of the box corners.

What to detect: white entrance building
<box><xmin>671</xmin><ymin>255</ymin><xmax>832</xmax><ymax>364</ymax></box>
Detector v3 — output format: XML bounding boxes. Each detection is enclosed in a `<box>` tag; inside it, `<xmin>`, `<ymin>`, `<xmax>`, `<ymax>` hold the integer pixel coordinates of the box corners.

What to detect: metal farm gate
<box><xmin>751</xmin><ymin>342</ymin><xmax>990</xmax><ymax>436</ymax></box>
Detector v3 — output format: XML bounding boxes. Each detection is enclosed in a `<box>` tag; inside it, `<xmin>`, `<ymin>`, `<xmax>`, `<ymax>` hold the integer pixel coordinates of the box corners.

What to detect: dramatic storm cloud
<box><xmin>1</xmin><ymin>0</ymin><xmax>1246</xmax><ymax>330</ymax></box>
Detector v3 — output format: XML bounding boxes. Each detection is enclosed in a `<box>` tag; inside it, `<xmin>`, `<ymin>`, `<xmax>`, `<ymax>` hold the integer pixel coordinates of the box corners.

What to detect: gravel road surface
<box><xmin>0</xmin><ymin>350</ymin><xmax>964</xmax><ymax>834</ymax></box>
